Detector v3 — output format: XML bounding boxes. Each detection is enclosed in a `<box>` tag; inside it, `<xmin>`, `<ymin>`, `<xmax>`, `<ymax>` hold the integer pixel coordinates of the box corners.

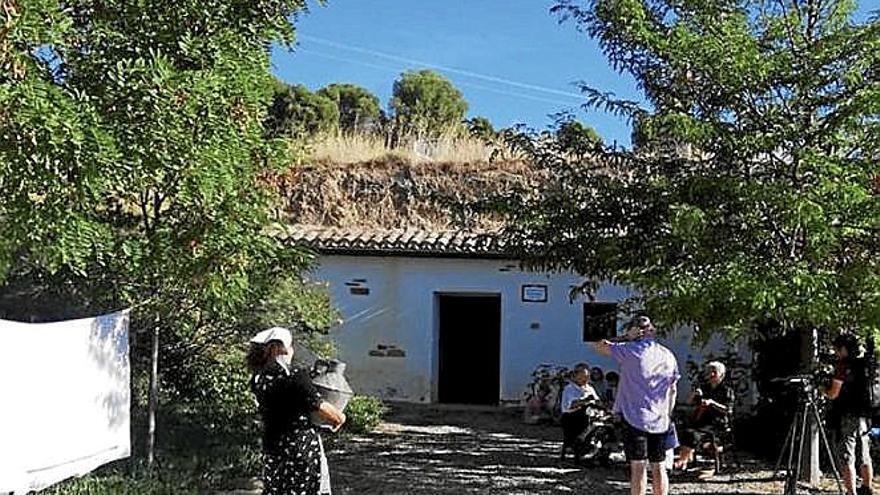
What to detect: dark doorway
<box><xmin>437</xmin><ymin>294</ymin><xmax>501</xmax><ymax>405</ymax></box>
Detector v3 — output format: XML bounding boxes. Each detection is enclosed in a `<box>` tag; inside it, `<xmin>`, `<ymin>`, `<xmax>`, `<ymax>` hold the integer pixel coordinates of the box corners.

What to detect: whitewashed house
<box><xmin>289</xmin><ymin>225</ymin><xmax>750</xmax><ymax>407</ymax></box>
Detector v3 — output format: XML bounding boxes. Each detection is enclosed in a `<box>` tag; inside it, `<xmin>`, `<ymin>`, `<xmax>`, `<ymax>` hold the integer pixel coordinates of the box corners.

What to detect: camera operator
<box><xmin>824</xmin><ymin>334</ymin><xmax>874</xmax><ymax>495</ymax></box>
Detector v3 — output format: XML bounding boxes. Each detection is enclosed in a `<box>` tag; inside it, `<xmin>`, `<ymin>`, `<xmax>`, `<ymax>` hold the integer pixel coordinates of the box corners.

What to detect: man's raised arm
<box><xmin>594</xmin><ymin>339</ymin><xmax>613</xmax><ymax>357</ymax></box>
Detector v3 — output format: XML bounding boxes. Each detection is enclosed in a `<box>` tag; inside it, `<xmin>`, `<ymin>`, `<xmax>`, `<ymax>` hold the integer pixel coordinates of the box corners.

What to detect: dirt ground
<box><xmin>220</xmin><ymin>402</ymin><xmax>848</xmax><ymax>495</ymax></box>
<box><xmin>324</xmin><ymin>403</ymin><xmax>844</xmax><ymax>495</ymax></box>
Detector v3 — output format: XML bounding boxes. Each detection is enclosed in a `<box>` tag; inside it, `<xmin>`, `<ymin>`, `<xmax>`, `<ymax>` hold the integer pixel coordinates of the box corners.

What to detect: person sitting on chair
<box><xmin>560</xmin><ymin>362</ymin><xmax>600</xmax><ymax>461</ymax></box>
<box><xmin>675</xmin><ymin>360</ymin><xmax>734</xmax><ymax>470</ymax></box>
<box><xmin>604</xmin><ymin>371</ymin><xmax>619</xmax><ymax>406</ymax></box>
<box><xmin>591</xmin><ymin>366</ymin><xmax>607</xmax><ymax>401</ymax></box>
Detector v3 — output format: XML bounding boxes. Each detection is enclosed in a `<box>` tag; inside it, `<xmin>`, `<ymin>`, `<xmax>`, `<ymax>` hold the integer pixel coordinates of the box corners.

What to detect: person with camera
<box><xmin>595</xmin><ymin>316</ymin><xmax>680</xmax><ymax>495</ymax></box>
<box><xmin>825</xmin><ymin>333</ymin><xmax>874</xmax><ymax>495</ymax></box>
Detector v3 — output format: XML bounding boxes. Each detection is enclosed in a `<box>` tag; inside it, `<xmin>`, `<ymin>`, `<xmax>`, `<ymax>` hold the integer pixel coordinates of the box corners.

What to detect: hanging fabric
<box><xmin>0</xmin><ymin>310</ymin><xmax>131</xmax><ymax>493</ymax></box>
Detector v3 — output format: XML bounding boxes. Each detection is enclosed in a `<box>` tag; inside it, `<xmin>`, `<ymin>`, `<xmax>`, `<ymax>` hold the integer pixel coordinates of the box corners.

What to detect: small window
<box><xmin>583</xmin><ymin>303</ymin><xmax>618</xmax><ymax>342</ymax></box>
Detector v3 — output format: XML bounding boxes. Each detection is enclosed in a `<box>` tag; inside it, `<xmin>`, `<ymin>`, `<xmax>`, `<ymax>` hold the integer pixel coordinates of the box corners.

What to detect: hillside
<box><xmin>275</xmin><ymin>136</ymin><xmax>540</xmax><ymax>231</ymax></box>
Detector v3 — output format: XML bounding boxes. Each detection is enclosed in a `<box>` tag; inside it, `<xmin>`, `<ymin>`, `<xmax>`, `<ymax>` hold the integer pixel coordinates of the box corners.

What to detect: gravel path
<box><xmin>325</xmin><ymin>403</ymin><xmax>840</xmax><ymax>495</ymax></box>
<box><xmin>220</xmin><ymin>403</ymin><xmax>846</xmax><ymax>494</ymax></box>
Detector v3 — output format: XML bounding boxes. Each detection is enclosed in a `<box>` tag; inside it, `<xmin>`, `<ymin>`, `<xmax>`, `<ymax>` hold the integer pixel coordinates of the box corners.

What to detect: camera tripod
<box><xmin>773</xmin><ymin>379</ymin><xmax>844</xmax><ymax>495</ymax></box>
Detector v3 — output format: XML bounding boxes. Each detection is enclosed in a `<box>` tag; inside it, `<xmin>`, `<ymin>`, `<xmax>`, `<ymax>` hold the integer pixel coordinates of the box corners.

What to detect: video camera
<box><xmin>771</xmin><ymin>374</ymin><xmax>816</xmax><ymax>386</ymax></box>
<box><xmin>770</xmin><ymin>374</ymin><xmax>822</xmax><ymax>398</ymax></box>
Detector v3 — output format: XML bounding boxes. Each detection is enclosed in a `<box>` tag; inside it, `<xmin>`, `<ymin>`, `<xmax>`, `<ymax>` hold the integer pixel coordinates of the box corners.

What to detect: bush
<box><xmin>344</xmin><ymin>395</ymin><xmax>388</xmax><ymax>433</ymax></box>
<box><xmin>44</xmin><ymin>406</ymin><xmax>262</xmax><ymax>495</ymax></box>
<box><xmin>43</xmin><ymin>460</ymin><xmax>199</xmax><ymax>495</ymax></box>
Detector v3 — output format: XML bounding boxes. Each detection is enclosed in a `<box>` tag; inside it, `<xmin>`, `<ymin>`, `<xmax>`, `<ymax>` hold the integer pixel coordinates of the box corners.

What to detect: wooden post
<box><xmin>800</xmin><ymin>327</ymin><xmax>820</xmax><ymax>484</ymax></box>
<box><xmin>147</xmin><ymin>326</ymin><xmax>159</xmax><ymax>470</ymax></box>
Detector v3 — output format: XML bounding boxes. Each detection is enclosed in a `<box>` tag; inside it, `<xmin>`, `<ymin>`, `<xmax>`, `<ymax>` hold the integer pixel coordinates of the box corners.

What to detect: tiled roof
<box><xmin>283</xmin><ymin>225</ymin><xmax>507</xmax><ymax>258</ymax></box>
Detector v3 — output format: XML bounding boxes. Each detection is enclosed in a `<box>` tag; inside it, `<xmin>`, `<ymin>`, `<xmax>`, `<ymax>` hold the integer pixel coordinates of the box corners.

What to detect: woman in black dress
<box><xmin>248</xmin><ymin>327</ymin><xmax>346</xmax><ymax>495</ymax></box>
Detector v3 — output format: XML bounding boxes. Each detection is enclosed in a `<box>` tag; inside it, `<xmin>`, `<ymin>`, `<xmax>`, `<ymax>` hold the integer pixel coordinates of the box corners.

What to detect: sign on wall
<box><xmin>521</xmin><ymin>284</ymin><xmax>548</xmax><ymax>303</ymax></box>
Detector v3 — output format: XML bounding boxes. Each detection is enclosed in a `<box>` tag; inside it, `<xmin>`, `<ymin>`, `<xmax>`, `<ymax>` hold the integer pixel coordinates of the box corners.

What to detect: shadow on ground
<box><xmin>327</xmin><ymin>403</ymin><xmax>813</xmax><ymax>495</ymax></box>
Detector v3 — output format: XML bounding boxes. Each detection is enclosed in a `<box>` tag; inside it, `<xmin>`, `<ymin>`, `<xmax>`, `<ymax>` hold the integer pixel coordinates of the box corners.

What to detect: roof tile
<box><xmin>284</xmin><ymin>225</ymin><xmax>505</xmax><ymax>258</ymax></box>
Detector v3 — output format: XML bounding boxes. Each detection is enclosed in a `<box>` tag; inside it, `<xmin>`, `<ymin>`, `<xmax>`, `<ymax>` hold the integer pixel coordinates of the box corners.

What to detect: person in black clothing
<box><xmin>674</xmin><ymin>361</ymin><xmax>734</xmax><ymax>470</ymax></box>
<box><xmin>604</xmin><ymin>371</ymin><xmax>619</xmax><ymax>406</ymax></box>
<box><xmin>248</xmin><ymin>327</ymin><xmax>346</xmax><ymax>495</ymax></box>
<box><xmin>824</xmin><ymin>333</ymin><xmax>874</xmax><ymax>495</ymax></box>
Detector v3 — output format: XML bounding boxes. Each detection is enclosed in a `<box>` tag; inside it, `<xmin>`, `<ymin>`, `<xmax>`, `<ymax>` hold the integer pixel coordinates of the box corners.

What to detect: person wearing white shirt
<box><xmin>560</xmin><ymin>363</ymin><xmax>600</xmax><ymax>462</ymax></box>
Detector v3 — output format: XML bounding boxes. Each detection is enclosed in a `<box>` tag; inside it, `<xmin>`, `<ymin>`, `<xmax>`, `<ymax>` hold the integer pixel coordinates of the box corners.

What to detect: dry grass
<box><xmin>309</xmin><ymin>133</ymin><xmax>496</xmax><ymax>165</ymax></box>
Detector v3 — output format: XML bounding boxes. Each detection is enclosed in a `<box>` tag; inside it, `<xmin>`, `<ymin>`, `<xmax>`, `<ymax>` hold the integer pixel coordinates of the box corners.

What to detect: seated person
<box><xmin>560</xmin><ymin>363</ymin><xmax>600</xmax><ymax>460</ymax></box>
<box><xmin>590</xmin><ymin>366</ymin><xmax>607</xmax><ymax>401</ymax></box>
<box><xmin>524</xmin><ymin>379</ymin><xmax>556</xmax><ymax>423</ymax></box>
<box><xmin>603</xmin><ymin>371</ymin><xmax>619</xmax><ymax>406</ymax></box>
<box><xmin>675</xmin><ymin>361</ymin><xmax>734</xmax><ymax>469</ymax></box>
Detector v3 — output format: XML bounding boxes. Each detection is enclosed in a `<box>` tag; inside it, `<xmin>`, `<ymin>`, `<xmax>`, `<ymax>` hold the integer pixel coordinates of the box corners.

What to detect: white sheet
<box><xmin>0</xmin><ymin>310</ymin><xmax>131</xmax><ymax>493</ymax></box>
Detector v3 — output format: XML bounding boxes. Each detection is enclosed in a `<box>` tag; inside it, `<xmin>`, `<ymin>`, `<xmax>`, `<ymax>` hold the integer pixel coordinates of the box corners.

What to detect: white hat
<box><xmin>249</xmin><ymin>327</ymin><xmax>292</xmax><ymax>348</ymax></box>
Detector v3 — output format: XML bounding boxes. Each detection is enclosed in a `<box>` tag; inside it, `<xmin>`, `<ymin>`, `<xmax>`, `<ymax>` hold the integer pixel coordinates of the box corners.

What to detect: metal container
<box><xmin>310</xmin><ymin>359</ymin><xmax>354</xmax><ymax>428</ymax></box>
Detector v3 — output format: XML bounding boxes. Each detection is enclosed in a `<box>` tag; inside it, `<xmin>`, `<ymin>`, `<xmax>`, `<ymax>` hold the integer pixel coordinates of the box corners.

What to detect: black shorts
<box><xmin>622</xmin><ymin>420</ymin><xmax>667</xmax><ymax>462</ymax></box>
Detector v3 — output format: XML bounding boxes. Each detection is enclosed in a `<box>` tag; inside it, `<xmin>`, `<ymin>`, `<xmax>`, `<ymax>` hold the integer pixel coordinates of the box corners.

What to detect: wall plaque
<box><xmin>521</xmin><ymin>284</ymin><xmax>548</xmax><ymax>303</ymax></box>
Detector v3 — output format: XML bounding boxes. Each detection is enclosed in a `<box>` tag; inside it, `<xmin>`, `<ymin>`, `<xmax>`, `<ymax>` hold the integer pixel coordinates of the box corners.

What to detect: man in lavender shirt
<box><xmin>595</xmin><ymin>316</ymin><xmax>680</xmax><ymax>495</ymax></box>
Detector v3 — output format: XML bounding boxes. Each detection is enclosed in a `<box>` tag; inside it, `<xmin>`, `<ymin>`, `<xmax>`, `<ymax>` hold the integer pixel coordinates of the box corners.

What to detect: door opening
<box><xmin>436</xmin><ymin>294</ymin><xmax>501</xmax><ymax>405</ymax></box>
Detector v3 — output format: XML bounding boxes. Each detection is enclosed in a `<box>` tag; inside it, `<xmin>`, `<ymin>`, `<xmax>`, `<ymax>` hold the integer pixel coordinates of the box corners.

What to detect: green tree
<box><xmin>0</xmin><ymin>0</ymin><xmax>336</xmax><ymax>466</ymax></box>
<box><xmin>496</xmin><ymin>0</ymin><xmax>880</xmax><ymax>344</ymax></box>
<box><xmin>390</xmin><ymin>69</ymin><xmax>468</xmax><ymax>139</ymax></box>
<box><xmin>317</xmin><ymin>83</ymin><xmax>381</xmax><ymax>133</ymax></box>
<box><xmin>267</xmin><ymin>82</ymin><xmax>339</xmax><ymax>137</ymax></box>
<box><xmin>466</xmin><ymin>116</ymin><xmax>497</xmax><ymax>140</ymax></box>
<box><xmin>555</xmin><ymin>119</ymin><xmax>602</xmax><ymax>158</ymax></box>
<box><xmin>495</xmin><ymin>10</ymin><xmax>880</xmax><ymax>477</ymax></box>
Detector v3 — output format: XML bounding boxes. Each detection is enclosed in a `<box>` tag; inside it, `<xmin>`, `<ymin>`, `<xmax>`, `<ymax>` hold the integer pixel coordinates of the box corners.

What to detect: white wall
<box><xmin>308</xmin><ymin>255</ymin><xmax>748</xmax><ymax>405</ymax></box>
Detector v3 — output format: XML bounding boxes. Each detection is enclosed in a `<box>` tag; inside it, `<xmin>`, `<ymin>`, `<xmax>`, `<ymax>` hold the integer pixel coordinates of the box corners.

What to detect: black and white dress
<box><xmin>251</xmin><ymin>361</ymin><xmax>326</xmax><ymax>495</ymax></box>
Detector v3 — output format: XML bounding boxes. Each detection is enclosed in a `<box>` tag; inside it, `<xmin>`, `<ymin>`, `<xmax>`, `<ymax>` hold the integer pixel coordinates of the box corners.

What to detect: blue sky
<box><xmin>271</xmin><ymin>0</ymin><xmax>642</xmax><ymax>147</ymax></box>
<box><xmin>272</xmin><ymin>1</ymin><xmax>880</xmax><ymax>148</ymax></box>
